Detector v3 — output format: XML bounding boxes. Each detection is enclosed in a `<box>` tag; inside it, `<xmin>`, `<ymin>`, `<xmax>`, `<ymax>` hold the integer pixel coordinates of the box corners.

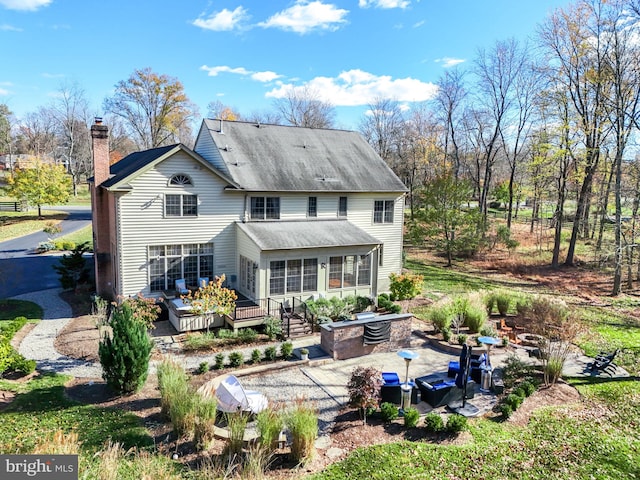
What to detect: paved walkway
<box><xmin>12</xmin><ymin>288</ymin><xmax>630</xmax><ymax>420</ymax></box>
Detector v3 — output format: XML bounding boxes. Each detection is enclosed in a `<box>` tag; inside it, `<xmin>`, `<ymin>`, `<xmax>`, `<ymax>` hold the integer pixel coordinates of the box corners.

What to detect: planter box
<box><xmin>167</xmin><ymin>298</ymin><xmax>225</xmax><ymax>332</ymax></box>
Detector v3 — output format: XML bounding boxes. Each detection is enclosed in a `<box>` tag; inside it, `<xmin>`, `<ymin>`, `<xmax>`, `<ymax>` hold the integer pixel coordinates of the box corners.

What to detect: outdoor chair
<box><xmin>198</xmin><ymin>277</ymin><xmax>209</xmax><ymax>288</ymax></box>
<box><xmin>175</xmin><ymin>278</ymin><xmax>189</xmax><ymax>295</ymax></box>
<box><xmin>380</xmin><ymin>372</ymin><xmax>419</xmax><ymax>405</ymax></box>
<box><xmin>415</xmin><ymin>374</ymin><xmax>459</xmax><ymax>408</ymax></box>
<box><xmin>589</xmin><ymin>349</ymin><xmax>620</xmax><ymax>375</ymax></box>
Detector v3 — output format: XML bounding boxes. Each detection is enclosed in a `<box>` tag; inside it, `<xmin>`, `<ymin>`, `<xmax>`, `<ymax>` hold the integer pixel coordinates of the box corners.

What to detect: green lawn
<box><xmin>0</xmin><ymin>210</ymin><xmax>68</xmax><ymax>242</ymax></box>
<box><xmin>0</xmin><ymin>299</ymin><xmax>42</xmax><ymax>322</ymax></box>
<box><xmin>57</xmin><ymin>224</ymin><xmax>93</xmax><ymax>249</ymax></box>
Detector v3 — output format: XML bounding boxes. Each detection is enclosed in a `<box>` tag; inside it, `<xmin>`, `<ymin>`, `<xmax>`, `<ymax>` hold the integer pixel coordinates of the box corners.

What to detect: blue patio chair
<box><xmin>198</xmin><ymin>277</ymin><xmax>209</xmax><ymax>288</ymax></box>
<box><xmin>175</xmin><ymin>278</ymin><xmax>189</xmax><ymax>295</ymax></box>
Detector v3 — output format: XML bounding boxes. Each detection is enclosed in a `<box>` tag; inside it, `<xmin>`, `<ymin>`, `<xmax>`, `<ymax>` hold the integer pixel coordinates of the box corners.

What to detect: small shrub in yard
<box><xmin>280</xmin><ymin>341</ymin><xmax>294</xmax><ymax>359</ymax></box>
<box><xmin>403</xmin><ymin>407</ymin><xmax>420</xmax><ymax>428</ymax></box>
<box><xmin>424</xmin><ymin>412</ymin><xmax>444</xmax><ymax>433</ymax></box>
<box><xmin>512</xmin><ymin>386</ymin><xmax>526</xmax><ymax>399</ymax></box>
<box><xmin>183</xmin><ymin>331</ymin><xmax>216</xmax><ymax>351</ymax></box>
<box><xmin>494</xmin><ymin>290</ymin><xmax>512</xmax><ymax>316</ymax></box>
<box><xmin>445</xmin><ymin>414</ymin><xmax>468</xmax><ymax>433</ymax></box>
<box><xmin>505</xmin><ymin>393</ymin><xmax>524</xmax><ymax>410</ymax></box>
<box><xmin>53</xmin><ymin>242</ymin><xmax>91</xmax><ymax>291</ymax></box>
<box><xmin>263</xmin><ymin>316</ymin><xmax>282</xmax><ymax>341</ymax></box>
<box><xmin>389</xmin><ymin>272</ymin><xmax>424</xmax><ymax>300</ymax></box>
<box><xmin>193</xmin><ymin>394</ymin><xmax>218</xmax><ymax>451</ymax></box>
<box><xmin>213</xmin><ymin>353</ymin><xmax>225</xmax><ymax>370</ymax></box>
<box><xmin>119</xmin><ymin>293</ymin><xmax>161</xmax><ymax>329</ymax></box>
<box><xmin>347</xmin><ymin>366</ymin><xmax>383</xmax><ymax>425</ymax></box>
<box><xmin>502</xmin><ymin>353</ymin><xmax>533</xmax><ymax>388</ymax></box>
<box><xmin>520</xmin><ymin>380</ymin><xmax>536</xmax><ymax>397</ymax></box>
<box><xmin>98</xmin><ymin>303</ymin><xmax>153</xmax><ymax>395</ymax></box>
<box><xmin>429</xmin><ymin>306</ymin><xmax>452</xmax><ymax>333</ymax></box>
<box><xmin>264</xmin><ymin>346</ymin><xmax>277</xmax><ymax>361</ymax></box>
<box><xmin>380</xmin><ymin>402</ymin><xmax>399</xmax><ymax>423</ymax></box>
<box><xmin>442</xmin><ymin>328</ymin><xmax>452</xmax><ymax>343</ymax></box>
<box><xmin>457</xmin><ymin>334</ymin><xmax>468</xmax><ymax>346</ymax></box>
<box><xmin>286</xmin><ymin>398</ymin><xmax>318</xmax><ymax>465</ymax></box>
<box><xmin>256</xmin><ymin>405</ymin><xmax>285</xmax><ymax>453</ymax></box>
<box><xmin>225</xmin><ymin>411</ymin><xmax>250</xmax><ymax>456</ymax></box>
<box><xmin>500</xmin><ymin>403</ymin><xmax>513</xmax><ymax>419</ymax></box>
<box><xmin>464</xmin><ymin>304</ymin><xmax>488</xmax><ymax>333</ymax></box>
<box><xmin>251</xmin><ymin>349</ymin><xmax>262</xmax><ymax>364</ymax></box>
<box><xmin>479</xmin><ymin>325</ymin><xmax>498</xmax><ymax>338</ymax></box>
<box><xmin>238</xmin><ymin>328</ymin><xmax>257</xmax><ymax>343</ymax></box>
<box><xmin>197</xmin><ymin>362</ymin><xmax>209</xmax><ymax>374</ymax></box>
<box><xmin>228</xmin><ymin>351</ymin><xmax>244</xmax><ymax>368</ymax></box>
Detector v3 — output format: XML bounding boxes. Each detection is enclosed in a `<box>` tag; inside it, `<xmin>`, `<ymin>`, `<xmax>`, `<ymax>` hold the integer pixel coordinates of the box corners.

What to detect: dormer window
<box><xmin>169</xmin><ymin>174</ymin><xmax>192</xmax><ymax>186</ymax></box>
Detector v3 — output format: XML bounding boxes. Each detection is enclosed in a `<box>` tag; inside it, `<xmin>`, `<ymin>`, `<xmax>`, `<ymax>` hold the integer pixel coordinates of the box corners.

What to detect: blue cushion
<box><xmin>382</xmin><ymin>372</ymin><xmax>400</xmax><ymax>385</ymax></box>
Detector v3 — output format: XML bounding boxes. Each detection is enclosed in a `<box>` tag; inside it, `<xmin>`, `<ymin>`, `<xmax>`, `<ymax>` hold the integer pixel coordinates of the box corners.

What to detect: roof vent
<box><xmin>219</xmin><ymin>118</ymin><xmax>224</xmax><ymax>134</ymax></box>
<box><xmin>223</xmin><ymin>144</ymin><xmax>232</xmax><ymax>152</ymax></box>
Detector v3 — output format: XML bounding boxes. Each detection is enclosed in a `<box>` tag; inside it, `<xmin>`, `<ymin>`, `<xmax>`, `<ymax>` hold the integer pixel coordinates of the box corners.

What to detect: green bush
<box><xmin>520</xmin><ymin>380</ymin><xmax>536</xmax><ymax>396</ymax></box>
<box><xmin>457</xmin><ymin>334</ymin><xmax>468</xmax><ymax>346</ymax></box>
<box><xmin>479</xmin><ymin>325</ymin><xmax>498</xmax><ymax>337</ymax></box>
<box><xmin>62</xmin><ymin>240</ymin><xmax>76</xmax><ymax>251</ymax></box>
<box><xmin>495</xmin><ymin>291</ymin><xmax>512</xmax><ymax>316</ymax></box>
<box><xmin>280</xmin><ymin>341</ymin><xmax>294</xmax><ymax>359</ymax></box>
<box><xmin>286</xmin><ymin>400</ymin><xmax>318</xmax><ymax>465</ymax></box>
<box><xmin>485</xmin><ymin>292</ymin><xmax>496</xmax><ymax>315</ymax></box>
<box><xmin>347</xmin><ymin>366</ymin><xmax>383</xmax><ymax>425</ymax></box>
<box><xmin>52</xmin><ymin>242</ymin><xmax>92</xmax><ymax>290</ymax></box>
<box><xmin>238</xmin><ymin>328</ymin><xmax>257</xmax><ymax>343</ymax></box>
<box><xmin>445</xmin><ymin>414</ymin><xmax>468</xmax><ymax>433</ymax></box>
<box><xmin>500</xmin><ymin>403</ymin><xmax>513</xmax><ymax>419</ymax></box>
<box><xmin>502</xmin><ymin>353</ymin><xmax>534</xmax><ymax>388</ymax></box>
<box><xmin>251</xmin><ymin>349</ymin><xmax>262</xmax><ymax>364</ymax></box>
<box><xmin>256</xmin><ymin>407</ymin><xmax>284</xmax><ymax>453</ymax></box>
<box><xmin>263</xmin><ymin>316</ymin><xmax>282</xmax><ymax>341</ymax></box>
<box><xmin>512</xmin><ymin>386</ymin><xmax>526</xmax><ymax>399</ymax></box>
<box><xmin>378</xmin><ymin>294</ymin><xmax>402</xmax><ymax>314</ymax></box>
<box><xmin>197</xmin><ymin>361</ymin><xmax>209</xmax><ymax>374</ymax></box>
<box><xmin>217</xmin><ymin>328</ymin><xmax>237</xmax><ymax>340</ymax></box>
<box><xmin>464</xmin><ymin>303</ymin><xmax>487</xmax><ymax>333</ymax></box>
<box><xmin>429</xmin><ymin>306</ymin><xmax>452</xmax><ymax>333</ymax></box>
<box><xmin>0</xmin><ymin>316</ymin><xmax>28</xmax><ymax>339</ymax></box>
<box><xmin>228</xmin><ymin>351</ymin><xmax>244</xmax><ymax>368</ymax></box>
<box><xmin>213</xmin><ymin>353</ymin><xmax>225</xmax><ymax>370</ymax></box>
<box><xmin>264</xmin><ymin>346</ymin><xmax>277</xmax><ymax>361</ymax></box>
<box><xmin>389</xmin><ymin>272</ymin><xmax>423</xmax><ymax>300</ymax></box>
<box><xmin>98</xmin><ymin>303</ymin><xmax>153</xmax><ymax>395</ymax></box>
<box><xmin>505</xmin><ymin>393</ymin><xmax>524</xmax><ymax>410</ymax></box>
<box><xmin>442</xmin><ymin>328</ymin><xmax>452</xmax><ymax>342</ymax></box>
<box><xmin>424</xmin><ymin>412</ymin><xmax>444</xmax><ymax>433</ymax></box>
<box><xmin>380</xmin><ymin>402</ymin><xmax>399</xmax><ymax>423</ymax></box>
<box><xmin>403</xmin><ymin>407</ymin><xmax>420</xmax><ymax>428</ymax></box>
<box><xmin>120</xmin><ymin>293</ymin><xmax>161</xmax><ymax>330</ymax></box>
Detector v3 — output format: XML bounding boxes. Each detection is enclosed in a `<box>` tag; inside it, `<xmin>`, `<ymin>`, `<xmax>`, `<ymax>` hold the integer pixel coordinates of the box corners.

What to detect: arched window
<box><xmin>169</xmin><ymin>174</ymin><xmax>192</xmax><ymax>186</ymax></box>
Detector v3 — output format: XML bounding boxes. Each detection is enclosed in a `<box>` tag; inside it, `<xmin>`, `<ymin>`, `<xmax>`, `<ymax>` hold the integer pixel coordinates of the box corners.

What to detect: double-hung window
<box><xmin>251</xmin><ymin>196</ymin><xmax>280</xmax><ymax>219</ymax></box>
<box><xmin>165</xmin><ymin>194</ymin><xmax>197</xmax><ymax>217</ymax></box>
<box><xmin>374</xmin><ymin>200</ymin><xmax>394</xmax><ymax>223</ymax></box>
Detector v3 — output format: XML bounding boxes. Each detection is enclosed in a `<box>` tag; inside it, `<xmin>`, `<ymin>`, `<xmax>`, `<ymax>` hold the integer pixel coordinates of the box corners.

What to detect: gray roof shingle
<box><xmin>236</xmin><ymin>220</ymin><xmax>381</xmax><ymax>251</ymax></box>
<box><xmin>202</xmin><ymin>119</ymin><xmax>407</xmax><ymax>193</ymax></box>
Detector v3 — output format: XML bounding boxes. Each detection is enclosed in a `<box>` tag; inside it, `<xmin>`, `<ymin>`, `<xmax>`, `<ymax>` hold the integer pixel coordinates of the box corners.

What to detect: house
<box><xmin>90</xmin><ymin>118</ymin><xmax>407</xmax><ymax>331</ymax></box>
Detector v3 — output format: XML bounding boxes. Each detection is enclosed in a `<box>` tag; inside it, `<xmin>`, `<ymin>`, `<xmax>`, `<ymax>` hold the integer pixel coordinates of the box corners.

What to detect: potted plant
<box><xmin>299</xmin><ymin>348</ymin><xmax>309</xmax><ymax>361</ymax></box>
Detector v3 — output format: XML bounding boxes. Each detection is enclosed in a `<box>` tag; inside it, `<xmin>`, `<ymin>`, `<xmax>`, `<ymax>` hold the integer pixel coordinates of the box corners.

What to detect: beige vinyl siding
<box><xmin>193</xmin><ymin>123</ymin><xmax>230</xmax><ymax>176</ymax></box>
<box><xmin>117</xmin><ymin>152</ymin><xmax>243</xmax><ymax>297</ymax></box>
<box><xmin>344</xmin><ymin>193</ymin><xmax>404</xmax><ymax>293</ymax></box>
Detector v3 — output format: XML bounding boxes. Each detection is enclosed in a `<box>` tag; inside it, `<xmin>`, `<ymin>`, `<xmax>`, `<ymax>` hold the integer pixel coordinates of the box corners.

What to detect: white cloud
<box><xmin>435</xmin><ymin>57</ymin><xmax>465</xmax><ymax>68</ymax></box>
<box><xmin>0</xmin><ymin>0</ymin><xmax>51</xmax><ymax>11</ymax></box>
<box><xmin>0</xmin><ymin>24</ymin><xmax>21</xmax><ymax>31</ymax></box>
<box><xmin>359</xmin><ymin>0</ymin><xmax>410</xmax><ymax>9</ymax></box>
<box><xmin>200</xmin><ymin>65</ymin><xmax>282</xmax><ymax>83</ymax></box>
<box><xmin>266</xmin><ymin>69</ymin><xmax>437</xmax><ymax>106</ymax></box>
<box><xmin>258</xmin><ymin>0</ymin><xmax>348</xmax><ymax>34</ymax></box>
<box><xmin>193</xmin><ymin>6</ymin><xmax>249</xmax><ymax>31</ymax></box>
<box><xmin>413</xmin><ymin>20</ymin><xmax>425</xmax><ymax>28</ymax></box>
<box><xmin>0</xmin><ymin>88</ymin><xmax>9</xmax><ymax>96</ymax></box>
<box><xmin>41</xmin><ymin>72</ymin><xmax>64</xmax><ymax>78</ymax></box>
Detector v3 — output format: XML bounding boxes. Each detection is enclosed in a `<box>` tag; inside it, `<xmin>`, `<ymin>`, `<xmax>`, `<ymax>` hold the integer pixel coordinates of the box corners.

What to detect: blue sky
<box><xmin>1</xmin><ymin>0</ymin><xmax>570</xmax><ymax>130</ymax></box>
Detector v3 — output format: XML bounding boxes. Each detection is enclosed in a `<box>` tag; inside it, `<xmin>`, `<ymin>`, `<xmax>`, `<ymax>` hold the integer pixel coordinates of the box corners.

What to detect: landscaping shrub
<box><xmin>505</xmin><ymin>393</ymin><xmax>524</xmax><ymax>410</ymax></box>
<box><xmin>183</xmin><ymin>331</ymin><xmax>216</xmax><ymax>351</ymax></box>
<box><xmin>501</xmin><ymin>353</ymin><xmax>533</xmax><ymax>388</ymax></box>
<box><xmin>479</xmin><ymin>325</ymin><xmax>498</xmax><ymax>337</ymax></box>
<box><xmin>389</xmin><ymin>272</ymin><xmax>424</xmax><ymax>300</ymax></box>
<box><xmin>98</xmin><ymin>303</ymin><xmax>153</xmax><ymax>395</ymax></box>
<box><xmin>193</xmin><ymin>394</ymin><xmax>218</xmax><ymax>451</ymax></box>
<box><xmin>256</xmin><ymin>406</ymin><xmax>284</xmax><ymax>453</ymax></box>
<box><xmin>347</xmin><ymin>366</ymin><xmax>383</xmax><ymax>425</ymax></box>
<box><xmin>197</xmin><ymin>362</ymin><xmax>209</xmax><ymax>375</ymax></box>
<box><xmin>228</xmin><ymin>351</ymin><xmax>244</xmax><ymax>368</ymax></box>
<box><xmin>457</xmin><ymin>334</ymin><xmax>468</xmax><ymax>346</ymax></box>
<box><xmin>0</xmin><ymin>316</ymin><xmax>28</xmax><ymax>338</ymax></box>
<box><xmin>156</xmin><ymin>358</ymin><xmax>197</xmax><ymax>436</ymax></box>
<box><xmin>484</xmin><ymin>291</ymin><xmax>496</xmax><ymax>315</ymax></box>
<box><xmin>512</xmin><ymin>386</ymin><xmax>526</xmax><ymax>399</ymax></box>
<box><xmin>119</xmin><ymin>293</ymin><xmax>161</xmax><ymax>329</ymax></box>
<box><xmin>428</xmin><ymin>305</ymin><xmax>452</xmax><ymax>333</ymax></box>
<box><xmin>225</xmin><ymin>411</ymin><xmax>250</xmax><ymax>456</ymax></box>
<box><xmin>53</xmin><ymin>242</ymin><xmax>92</xmax><ymax>291</ymax></box>
<box><xmin>217</xmin><ymin>328</ymin><xmax>237</xmax><ymax>340</ymax></box>
<box><xmin>238</xmin><ymin>328</ymin><xmax>257</xmax><ymax>343</ymax></box>
<box><xmin>403</xmin><ymin>407</ymin><xmax>420</xmax><ymax>428</ymax></box>
<box><xmin>495</xmin><ymin>290</ymin><xmax>512</xmax><ymax>316</ymax></box>
<box><xmin>380</xmin><ymin>402</ymin><xmax>399</xmax><ymax>423</ymax></box>
<box><xmin>251</xmin><ymin>349</ymin><xmax>262</xmax><ymax>364</ymax></box>
<box><xmin>263</xmin><ymin>316</ymin><xmax>282</xmax><ymax>341</ymax></box>
<box><xmin>353</xmin><ymin>295</ymin><xmax>373</xmax><ymax>313</ymax></box>
<box><xmin>464</xmin><ymin>296</ymin><xmax>488</xmax><ymax>333</ymax></box>
<box><xmin>424</xmin><ymin>412</ymin><xmax>444</xmax><ymax>433</ymax></box>
<box><xmin>500</xmin><ymin>403</ymin><xmax>513</xmax><ymax>419</ymax></box>
<box><xmin>378</xmin><ymin>294</ymin><xmax>402</xmax><ymax>314</ymax></box>
<box><xmin>264</xmin><ymin>346</ymin><xmax>277</xmax><ymax>361</ymax></box>
<box><xmin>213</xmin><ymin>353</ymin><xmax>225</xmax><ymax>370</ymax></box>
<box><xmin>280</xmin><ymin>341</ymin><xmax>294</xmax><ymax>359</ymax></box>
<box><xmin>520</xmin><ymin>380</ymin><xmax>536</xmax><ymax>396</ymax></box>
<box><xmin>445</xmin><ymin>414</ymin><xmax>468</xmax><ymax>433</ymax></box>
<box><xmin>286</xmin><ymin>399</ymin><xmax>318</xmax><ymax>465</ymax></box>
<box><xmin>442</xmin><ymin>327</ymin><xmax>452</xmax><ymax>343</ymax></box>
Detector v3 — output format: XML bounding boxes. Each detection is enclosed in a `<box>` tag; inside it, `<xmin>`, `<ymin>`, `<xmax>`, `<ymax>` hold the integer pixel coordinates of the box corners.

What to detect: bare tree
<box><xmin>49</xmin><ymin>82</ymin><xmax>93</xmax><ymax>195</ymax></box>
<box><xmin>273</xmin><ymin>85</ymin><xmax>335</xmax><ymax>128</ymax></box>
<box><xmin>539</xmin><ymin>0</ymin><xmax>612</xmax><ymax>267</ymax></box>
<box><xmin>434</xmin><ymin>69</ymin><xmax>467</xmax><ymax>179</ymax></box>
<box><xmin>206</xmin><ymin>100</ymin><xmax>242</xmax><ymax>121</ymax></box>
<box><xmin>15</xmin><ymin>108</ymin><xmax>57</xmax><ymax>158</ymax></box>
<box><xmin>104</xmin><ymin>67</ymin><xmax>198</xmax><ymax>149</ymax></box>
<box><xmin>359</xmin><ymin>97</ymin><xmax>405</xmax><ymax>164</ymax></box>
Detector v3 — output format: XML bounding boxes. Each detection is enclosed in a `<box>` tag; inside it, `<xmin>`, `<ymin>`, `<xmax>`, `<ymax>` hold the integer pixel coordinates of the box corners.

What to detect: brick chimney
<box><xmin>91</xmin><ymin>117</ymin><xmax>110</xmax><ymax>186</ymax></box>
